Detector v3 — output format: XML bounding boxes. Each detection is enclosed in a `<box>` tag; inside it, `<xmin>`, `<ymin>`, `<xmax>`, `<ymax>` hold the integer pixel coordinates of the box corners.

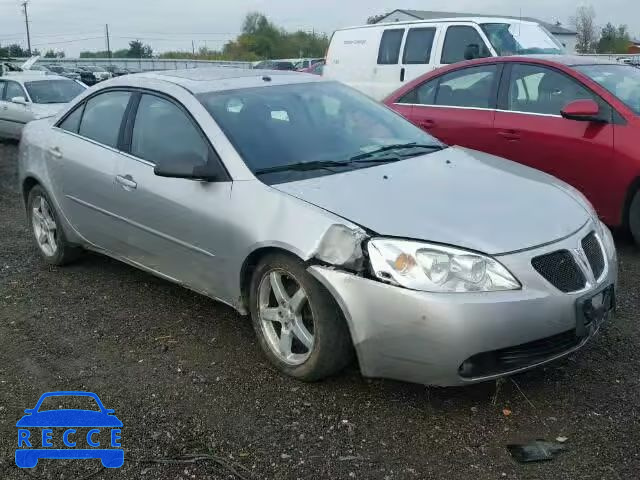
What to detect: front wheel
<box><xmin>630</xmin><ymin>190</ymin><xmax>640</xmax><ymax>247</ymax></box>
<box><xmin>249</xmin><ymin>253</ymin><xmax>353</xmax><ymax>381</ymax></box>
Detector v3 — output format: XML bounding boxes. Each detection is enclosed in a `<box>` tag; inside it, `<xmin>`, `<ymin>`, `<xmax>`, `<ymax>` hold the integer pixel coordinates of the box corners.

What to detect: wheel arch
<box><xmin>623</xmin><ymin>176</ymin><xmax>640</xmax><ymax>228</ymax></box>
<box><xmin>22</xmin><ymin>176</ymin><xmax>41</xmax><ymax>208</ymax></box>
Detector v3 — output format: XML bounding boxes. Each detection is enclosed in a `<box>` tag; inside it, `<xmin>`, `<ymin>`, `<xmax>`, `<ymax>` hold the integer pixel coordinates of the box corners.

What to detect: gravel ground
<box><xmin>1</xmin><ymin>141</ymin><xmax>639</xmax><ymax>480</ymax></box>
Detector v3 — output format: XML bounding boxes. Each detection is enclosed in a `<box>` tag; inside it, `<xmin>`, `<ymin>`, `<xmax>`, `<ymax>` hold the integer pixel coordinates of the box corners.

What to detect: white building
<box><xmin>373</xmin><ymin>9</ymin><xmax>578</xmax><ymax>53</ymax></box>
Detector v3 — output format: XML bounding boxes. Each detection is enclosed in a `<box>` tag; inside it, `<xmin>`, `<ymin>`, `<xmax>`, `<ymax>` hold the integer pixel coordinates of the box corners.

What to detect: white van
<box><xmin>324</xmin><ymin>17</ymin><xmax>564</xmax><ymax>100</ymax></box>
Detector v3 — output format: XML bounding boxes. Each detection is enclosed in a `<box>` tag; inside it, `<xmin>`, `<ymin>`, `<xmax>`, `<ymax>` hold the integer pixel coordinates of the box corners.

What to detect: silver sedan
<box><xmin>18</xmin><ymin>68</ymin><xmax>618</xmax><ymax>386</ymax></box>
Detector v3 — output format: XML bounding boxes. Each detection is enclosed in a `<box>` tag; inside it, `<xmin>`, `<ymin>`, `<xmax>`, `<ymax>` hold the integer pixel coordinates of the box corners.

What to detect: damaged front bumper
<box><xmin>308</xmin><ymin>222</ymin><xmax>617</xmax><ymax>387</ymax></box>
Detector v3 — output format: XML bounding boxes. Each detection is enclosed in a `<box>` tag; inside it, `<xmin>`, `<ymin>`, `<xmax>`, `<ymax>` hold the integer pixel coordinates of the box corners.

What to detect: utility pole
<box><xmin>192</xmin><ymin>40</ymin><xmax>195</xmax><ymax>55</ymax></box>
<box><xmin>22</xmin><ymin>1</ymin><xmax>31</xmax><ymax>56</ymax></box>
<box><xmin>105</xmin><ymin>24</ymin><xmax>112</xmax><ymax>60</ymax></box>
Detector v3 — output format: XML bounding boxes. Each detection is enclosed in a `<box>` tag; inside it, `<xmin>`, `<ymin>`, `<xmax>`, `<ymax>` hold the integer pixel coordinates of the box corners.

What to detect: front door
<box><xmin>109</xmin><ymin>92</ymin><xmax>232</xmax><ymax>297</ymax></box>
<box><xmin>0</xmin><ymin>80</ymin><xmax>30</xmax><ymax>138</ymax></box>
<box><xmin>492</xmin><ymin>63</ymin><xmax>615</xmax><ymax>223</ymax></box>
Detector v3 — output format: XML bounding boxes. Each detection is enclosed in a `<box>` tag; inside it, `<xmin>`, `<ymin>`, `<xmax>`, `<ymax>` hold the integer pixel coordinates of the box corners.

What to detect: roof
<box><xmin>0</xmin><ymin>72</ymin><xmax>69</xmax><ymax>82</ymax></box>
<box><xmin>516</xmin><ymin>54</ymin><xmax>619</xmax><ymax>66</ymax></box>
<box><xmin>108</xmin><ymin>67</ymin><xmax>324</xmax><ymax>93</ymax></box>
<box><xmin>380</xmin><ymin>9</ymin><xmax>577</xmax><ymax>35</ymax></box>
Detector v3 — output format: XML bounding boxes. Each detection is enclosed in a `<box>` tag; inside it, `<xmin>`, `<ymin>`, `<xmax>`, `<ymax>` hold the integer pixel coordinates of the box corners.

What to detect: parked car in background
<box><xmin>18</xmin><ymin>68</ymin><xmax>616</xmax><ymax>387</ymax></box>
<box><xmin>295</xmin><ymin>58</ymin><xmax>324</xmax><ymax>70</ymax></box>
<box><xmin>45</xmin><ymin>65</ymin><xmax>82</xmax><ymax>81</ymax></box>
<box><xmin>0</xmin><ymin>73</ymin><xmax>86</xmax><ymax>139</ymax></box>
<box><xmin>71</xmin><ymin>67</ymin><xmax>98</xmax><ymax>86</ymax></box>
<box><xmin>385</xmin><ymin>55</ymin><xmax>640</xmax><ymax>244</ymax></box>
<box><xmin>78</xmin><ymin>65</ymin><xmax>112</xmax><ymax>82</ymax></box>
<box><xmin>253</xmin><ymin>60</ymin><xmax>296</xmax><ymax>71</ymax></box>
<box><xmin>104</xmin><ymin>65</ymin><xmax>130</xmax><ymax>77</ymax></box>
<box><xmin>299</xmin><ymin>61</ymin><xmax>325</xmax><ymax>75</ymax></box>
<box><xmin>325</xmin><ymin>17</ymin><xmax>564</xmax><ymax>100</ymax></box>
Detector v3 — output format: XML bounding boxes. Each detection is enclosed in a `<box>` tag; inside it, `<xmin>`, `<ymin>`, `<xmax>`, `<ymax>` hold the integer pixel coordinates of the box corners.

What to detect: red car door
<box><xmin>389</xmin><ymin>64</ymin><xmax>500</xmax><ymax>153</ymax></box>
<box><xmin>492</xmin><ymin>63</ymin><xmax>616</xmax><ymax>224</ymax></box>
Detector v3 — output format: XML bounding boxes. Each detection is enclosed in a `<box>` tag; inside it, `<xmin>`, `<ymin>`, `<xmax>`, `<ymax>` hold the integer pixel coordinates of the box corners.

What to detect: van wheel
<box><xmin>27</xmin><ymin>185</ymin><xmax>81</xmax><ymax>265</ymax></box>
<box><xmin>630</xmin><ymin>190</ymin><xmax>640</xmax><ymax>247</ymax></box>
<box><xmin>249</xmin><ymin>253</ymin><xmax>352</xmax><ymax>381</ymax></box>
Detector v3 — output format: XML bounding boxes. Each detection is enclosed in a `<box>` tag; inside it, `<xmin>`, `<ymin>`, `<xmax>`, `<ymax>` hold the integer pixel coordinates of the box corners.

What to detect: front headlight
<box><xmin>367</xmin><ymin>239</ymin><xmax>520</xmax><ymax>293</ymax></box>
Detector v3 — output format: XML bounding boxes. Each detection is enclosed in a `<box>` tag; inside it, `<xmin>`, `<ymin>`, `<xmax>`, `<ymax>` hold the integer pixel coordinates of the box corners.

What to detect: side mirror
<box><xmin>464</xmin><ymin>44</ymin><xmax>480</xmax><ymax>60</ymax></box>
<box><xmin>560</xmin><ymin>99</ymin><xmax>602</xmax><ymax>122</ymax></box>
<box><xmin>11</xmin><ymin>96</ymin><xmax>28</xmax><ymax>105</ymax></box>
<box><xmin>153</xmin><ymin>155</ymin><xmax>223</xmax><ymax>182</ymax></box>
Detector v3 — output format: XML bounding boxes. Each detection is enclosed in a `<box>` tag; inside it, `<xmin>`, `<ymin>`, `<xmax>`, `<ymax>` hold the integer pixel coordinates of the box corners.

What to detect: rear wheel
<box><xmin>630</xmin><ymin>190</ymin><xmax>640</xmax><ymax>247</ymax></box>
<box><xmin>27</xmin><ymin>185</ymin><xmax>81</xmax><ymax>265</ymax></box>
<box><xmin>249</xmin><ymin>253</ymin><xmax>352</xmax><ymax>381</ymax></box>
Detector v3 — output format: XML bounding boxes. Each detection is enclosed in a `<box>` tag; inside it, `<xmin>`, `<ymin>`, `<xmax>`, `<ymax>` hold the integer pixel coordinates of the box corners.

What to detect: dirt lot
<box><xmin>1</xmin><ymin>141</ymin><xmax>639</xmax><ymax>480</ymax></box>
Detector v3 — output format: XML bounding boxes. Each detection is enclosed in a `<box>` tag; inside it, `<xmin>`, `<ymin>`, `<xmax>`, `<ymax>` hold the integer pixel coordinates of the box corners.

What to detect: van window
<box><xmin>435</xmin><ymin>65</ymin><xmax>498</xmax><ymax>108</ymax></box>
<box><xmin>403</xmin><ymin>28</ymin><xmax>436</xmax><ymax>64</ymax></box>
<box><xmin>377</xmin><ymin>29</ymin><xmax>404</xmax><ymax>65</ymax></box>
<box><xmin>441</xmin><ymin>26</ymin><xmax>491</xmax><ymax>64</ymax></box>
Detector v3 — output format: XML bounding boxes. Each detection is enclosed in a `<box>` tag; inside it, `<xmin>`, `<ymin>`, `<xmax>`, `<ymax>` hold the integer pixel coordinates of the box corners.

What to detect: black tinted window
<box><xmin>79</xmin><ymin>91</ymin><xmax>131</xmax><ymax>148</ymax></box>
<box><xmin>508</xmin><ymin>64</ymin><xmax>595</xmax><ymax>115</ymax></box>
<box><xmin>25</xmin><ymin>80</ymin><xmax>85</xmax><ymax>104</ymax></box>
<box><xmin>131</xmin><ymin>94</ymin><xmax>209</xmax><ymax>166</ymax></box>
<box><xmin>59</xmin><ymin>104</ymin><xmax>85</xmax><ymax>133</ymax></box>
<box><xmin>5</xmin><ymin>81</ymin><xmax>26</xmax><ymax>100</ymax></box>
<box><xmin>441</xmin><ymin>26</ymin><xmax>491</xmax><ymax>64</ymax></box>
<box><xmin>0</xmin><ymin>81</ymin><xmax>5</xmax><ymax>100</ymax></box>
<box><xmin>435</xmin><ymin>65</ymin><xmax>497</xmax><ymax>108</ymax></box>
<box><xmin>403</xmin><ymin>28</ymin><xmax>436</xmax><ymax>64</ymax></box>
<box><xmin>377</xmin><ymin>29</ymin><xmax>404</xmax><ymax>65</ymax></box>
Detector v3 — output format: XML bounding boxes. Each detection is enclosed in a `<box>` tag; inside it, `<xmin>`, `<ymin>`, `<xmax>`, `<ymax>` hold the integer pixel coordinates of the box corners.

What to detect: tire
<box><xmin>630</xmin><ymin>190</ymin><xmax>640</xmax><ymax>247</ymax></box>
<box><xmin>27</xmin><ymin>185</ymin><xmax>82</xmax><ymax>265</ymax></box>
<box><xmin>249</xmin><ymin>253</ymin><xmax>353</xmax><ymax>381</ymax></box>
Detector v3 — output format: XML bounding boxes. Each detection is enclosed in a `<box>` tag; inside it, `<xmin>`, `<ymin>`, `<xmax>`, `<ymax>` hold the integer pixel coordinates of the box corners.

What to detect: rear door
<box><xmin>372</xmin><ymin>27</ymin><xmax>406</xmax><ymax>100</ymax></box>
<box><xmin>400</xmin><ymin>26</ymin><xmax>440</xmax><ymax>85</ymax></box>
<box><xmin>109</xmin><ymin>92</ymin><xmax>232</xmax><ymax>296</ymax></box>
<box><xmin>392</xmin><ymin>63</ymin><xmax>501</xmax><ymax>152</ymax></box>
<box><xmin>492</xmin><ymin>63</ymin><xmax>615</xmax><ymax>222</ymax></box>
<box><xmin>51</xmin><ymin>90</ymin><xmax>134</xmax><ymax>251</ymax></box>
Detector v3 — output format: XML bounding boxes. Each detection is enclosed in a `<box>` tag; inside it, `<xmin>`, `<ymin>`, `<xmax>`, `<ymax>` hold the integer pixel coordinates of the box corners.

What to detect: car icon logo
<box><xmin>15</xmin><ymin>391</ymin><xmax>123</xmax><ymax>469</ymax></box>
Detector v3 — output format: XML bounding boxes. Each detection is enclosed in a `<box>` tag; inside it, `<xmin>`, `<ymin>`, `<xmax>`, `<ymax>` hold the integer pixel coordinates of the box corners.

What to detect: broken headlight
<box><xmin>367</xmin><ymin>238</ymin><xmax>520</xmax><ymax>293</ymax></box>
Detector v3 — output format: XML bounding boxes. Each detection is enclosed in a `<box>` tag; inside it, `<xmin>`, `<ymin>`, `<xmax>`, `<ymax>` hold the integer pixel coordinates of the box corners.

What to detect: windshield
<box><xmin>481</xmin><ymin>23</ymin><xmax>564</xmax><ymax>55</ymax></box>
<box><xmin>25</xmin><ymin>79</ymin><xmax>86</xmax><ymax>104</ymax></box>
<box><xmin>198</xmin><ymin>82</ymin><xmax>443</xmax><ymax>184</ymax></box>
<box><xmin>575</xmin><ymin>64</ymin><xmax>640</xmax><ymax>115</ymax></box>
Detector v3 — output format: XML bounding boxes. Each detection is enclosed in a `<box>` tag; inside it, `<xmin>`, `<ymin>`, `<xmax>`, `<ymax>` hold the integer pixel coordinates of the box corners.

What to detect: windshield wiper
<box><xmin>254</xmin><ymin>160</ymin><xmax>351</xmax><ymax>175</ymax></box>
<box><xmin>349</xmin><ymin>143</ymin><xmax>444</xmax><ymax>162</ymax></box>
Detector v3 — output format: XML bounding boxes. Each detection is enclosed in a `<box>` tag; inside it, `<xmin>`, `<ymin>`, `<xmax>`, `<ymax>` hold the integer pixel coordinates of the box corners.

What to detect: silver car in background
<box><xmin>0</xmin><ymin>73</ymin><xmax>86</xmax><ymax>139</ymax></box>
<box><xmin>18</xmin><ymin>69</ymin><xmax>617</xmax><ymax>386</ymax></box>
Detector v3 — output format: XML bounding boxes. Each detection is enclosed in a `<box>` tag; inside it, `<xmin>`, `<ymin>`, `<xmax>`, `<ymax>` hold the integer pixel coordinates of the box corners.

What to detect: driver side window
<box><xmin>131</xmin><ymin>94</ymin><xmax>209</xmax><ymax>166</ymax></box>
<box><xmin>5</xmin><ymin>81</ymin><xmax>26</xmax><ymax>101</ymax></box>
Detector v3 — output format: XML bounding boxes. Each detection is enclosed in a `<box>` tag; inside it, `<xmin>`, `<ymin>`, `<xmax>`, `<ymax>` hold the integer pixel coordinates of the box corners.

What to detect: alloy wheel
<box><xmin>31</xmin><ymin>195</ymin><xmax>58</xmax><ymax>257</ymax></box>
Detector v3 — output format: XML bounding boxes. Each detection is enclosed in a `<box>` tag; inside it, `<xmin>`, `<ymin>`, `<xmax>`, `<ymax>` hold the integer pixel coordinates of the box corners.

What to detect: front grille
<box><xmin>582</xmin><ymin>232</ymin><xmax>605</xmax><ymax>279</ymax></box>
<box><xmin>459</xmin><ymin>330</ymin><xmax>581</xmax><ymax>378</ymax></box>
<box><xmin>532</xmin><ymin>250</ymin><xmax>586</xmax><ymax>293</ymax></box>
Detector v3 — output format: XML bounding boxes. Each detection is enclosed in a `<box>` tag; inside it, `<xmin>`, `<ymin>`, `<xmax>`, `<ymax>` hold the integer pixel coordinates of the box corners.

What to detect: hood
<box><xmin>273</xmin><ymin>147</ymin><xmax>591</xmax><ymax>255</ymax></box>
<box><xmin>29</xmin><ymin>103</ymin><xmax>67</xmax><ymax>120</ymax></box>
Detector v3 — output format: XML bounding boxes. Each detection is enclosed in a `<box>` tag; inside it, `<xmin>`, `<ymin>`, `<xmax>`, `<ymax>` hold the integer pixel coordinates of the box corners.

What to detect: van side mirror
<box><xmin>11</xmin><ymin>96</ymin><xmax>28</xmax><ymax>105</ymax></box>
<box><xmin>561</xmin><ymin>99</ymin><xmax>602</xmax><ymax>122</ymax></box>
<box><xmin>154</xmin><ymin>154</ymin><xmax>223</xmax><ymax>182</ymax></box>
<box><xmin>464</xmin><ymin>44</ymin><xmax>480</xmax><ymax>60</ymax></box>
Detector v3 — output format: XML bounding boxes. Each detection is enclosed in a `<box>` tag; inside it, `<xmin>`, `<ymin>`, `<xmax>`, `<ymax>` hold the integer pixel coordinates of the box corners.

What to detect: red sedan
<box><xmin>384</xmin><ymin>55</ymin><xmax>640</xmax><ymax>244</ymax></box>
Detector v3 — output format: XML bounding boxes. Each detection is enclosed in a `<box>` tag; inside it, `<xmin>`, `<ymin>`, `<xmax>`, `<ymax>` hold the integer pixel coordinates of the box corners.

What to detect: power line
<box><xmin>31</xmin><ymin>36</ymin><xmax>104</xmax><ymax>47</ymax></box>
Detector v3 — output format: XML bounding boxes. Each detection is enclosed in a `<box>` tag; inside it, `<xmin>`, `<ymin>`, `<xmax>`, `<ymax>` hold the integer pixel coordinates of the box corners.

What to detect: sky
<box><xmin>0</xmin><ymin>0</ymin><xmax>639</xmax><ymax>57</ymax></box>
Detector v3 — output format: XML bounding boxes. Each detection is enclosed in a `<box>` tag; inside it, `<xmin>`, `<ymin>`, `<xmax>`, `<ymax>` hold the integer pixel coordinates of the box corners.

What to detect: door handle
<box><xmin>115</xmin><ymin>174</ymin><xmax>137</xmax><ymax>190</ymax></box>
<box><xmin>498</xmin><ymin>130</ymin><xmax>521</xmax><ymax>141</ymax></box>
<box><xmin>400</xmin><ymin>67</ymin><xmax>406</xmax><ymax>82</ymax></box>
<box><xmin>48</xmin><ymin>146</ymin><xmax>63</xmax><ymax>159</ymax></box>
<box><xmin>418</xmin><ymin>119</ymin><xmax>436</xmax><ymax>129</ymax></box>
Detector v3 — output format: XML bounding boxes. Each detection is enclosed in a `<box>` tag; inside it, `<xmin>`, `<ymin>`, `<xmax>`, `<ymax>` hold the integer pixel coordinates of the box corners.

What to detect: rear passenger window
<box><xmin>78</xmin><ymin>91</ymin><xmax>131</xmax><ymax>148</ymax></box>
<box><xmin>441</xmin><ymin>26</ymin><xmax>491</xmax><ymax>64</ymax></box>
<box><xmin>398</xmin><ymin>79</ymin><xmax>438</xmax><ymax>105</ymax></box>
<box><xmin>435</xmin><ymin>65</ymin><xmax>498</xmax><ymax>108</ymax></box>
<box><xmin>403</xmin><ymin>28</ymin><xmax>436</xmax><ymax>64</ymax></box>
<box><xmin>377</xmin><ymin>29</ymin><xmax>404</xmax><ymax>65</ymax></box>
<box><xmin>59</xmin><ymin>104</ymin><xmax>85</xmax><ymax>134</ymax></box>
<box><xmin>131</xmin><ymin>94</ymin><xmax>209</xmax><ymax>166</ymax></box>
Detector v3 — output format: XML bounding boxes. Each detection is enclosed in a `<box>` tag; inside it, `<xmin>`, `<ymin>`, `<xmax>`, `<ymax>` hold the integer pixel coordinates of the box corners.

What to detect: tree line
<box><xmin>570</xmin><ymin>6</ymin><xmax>634</xmax><ymax>54</ymax></box>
